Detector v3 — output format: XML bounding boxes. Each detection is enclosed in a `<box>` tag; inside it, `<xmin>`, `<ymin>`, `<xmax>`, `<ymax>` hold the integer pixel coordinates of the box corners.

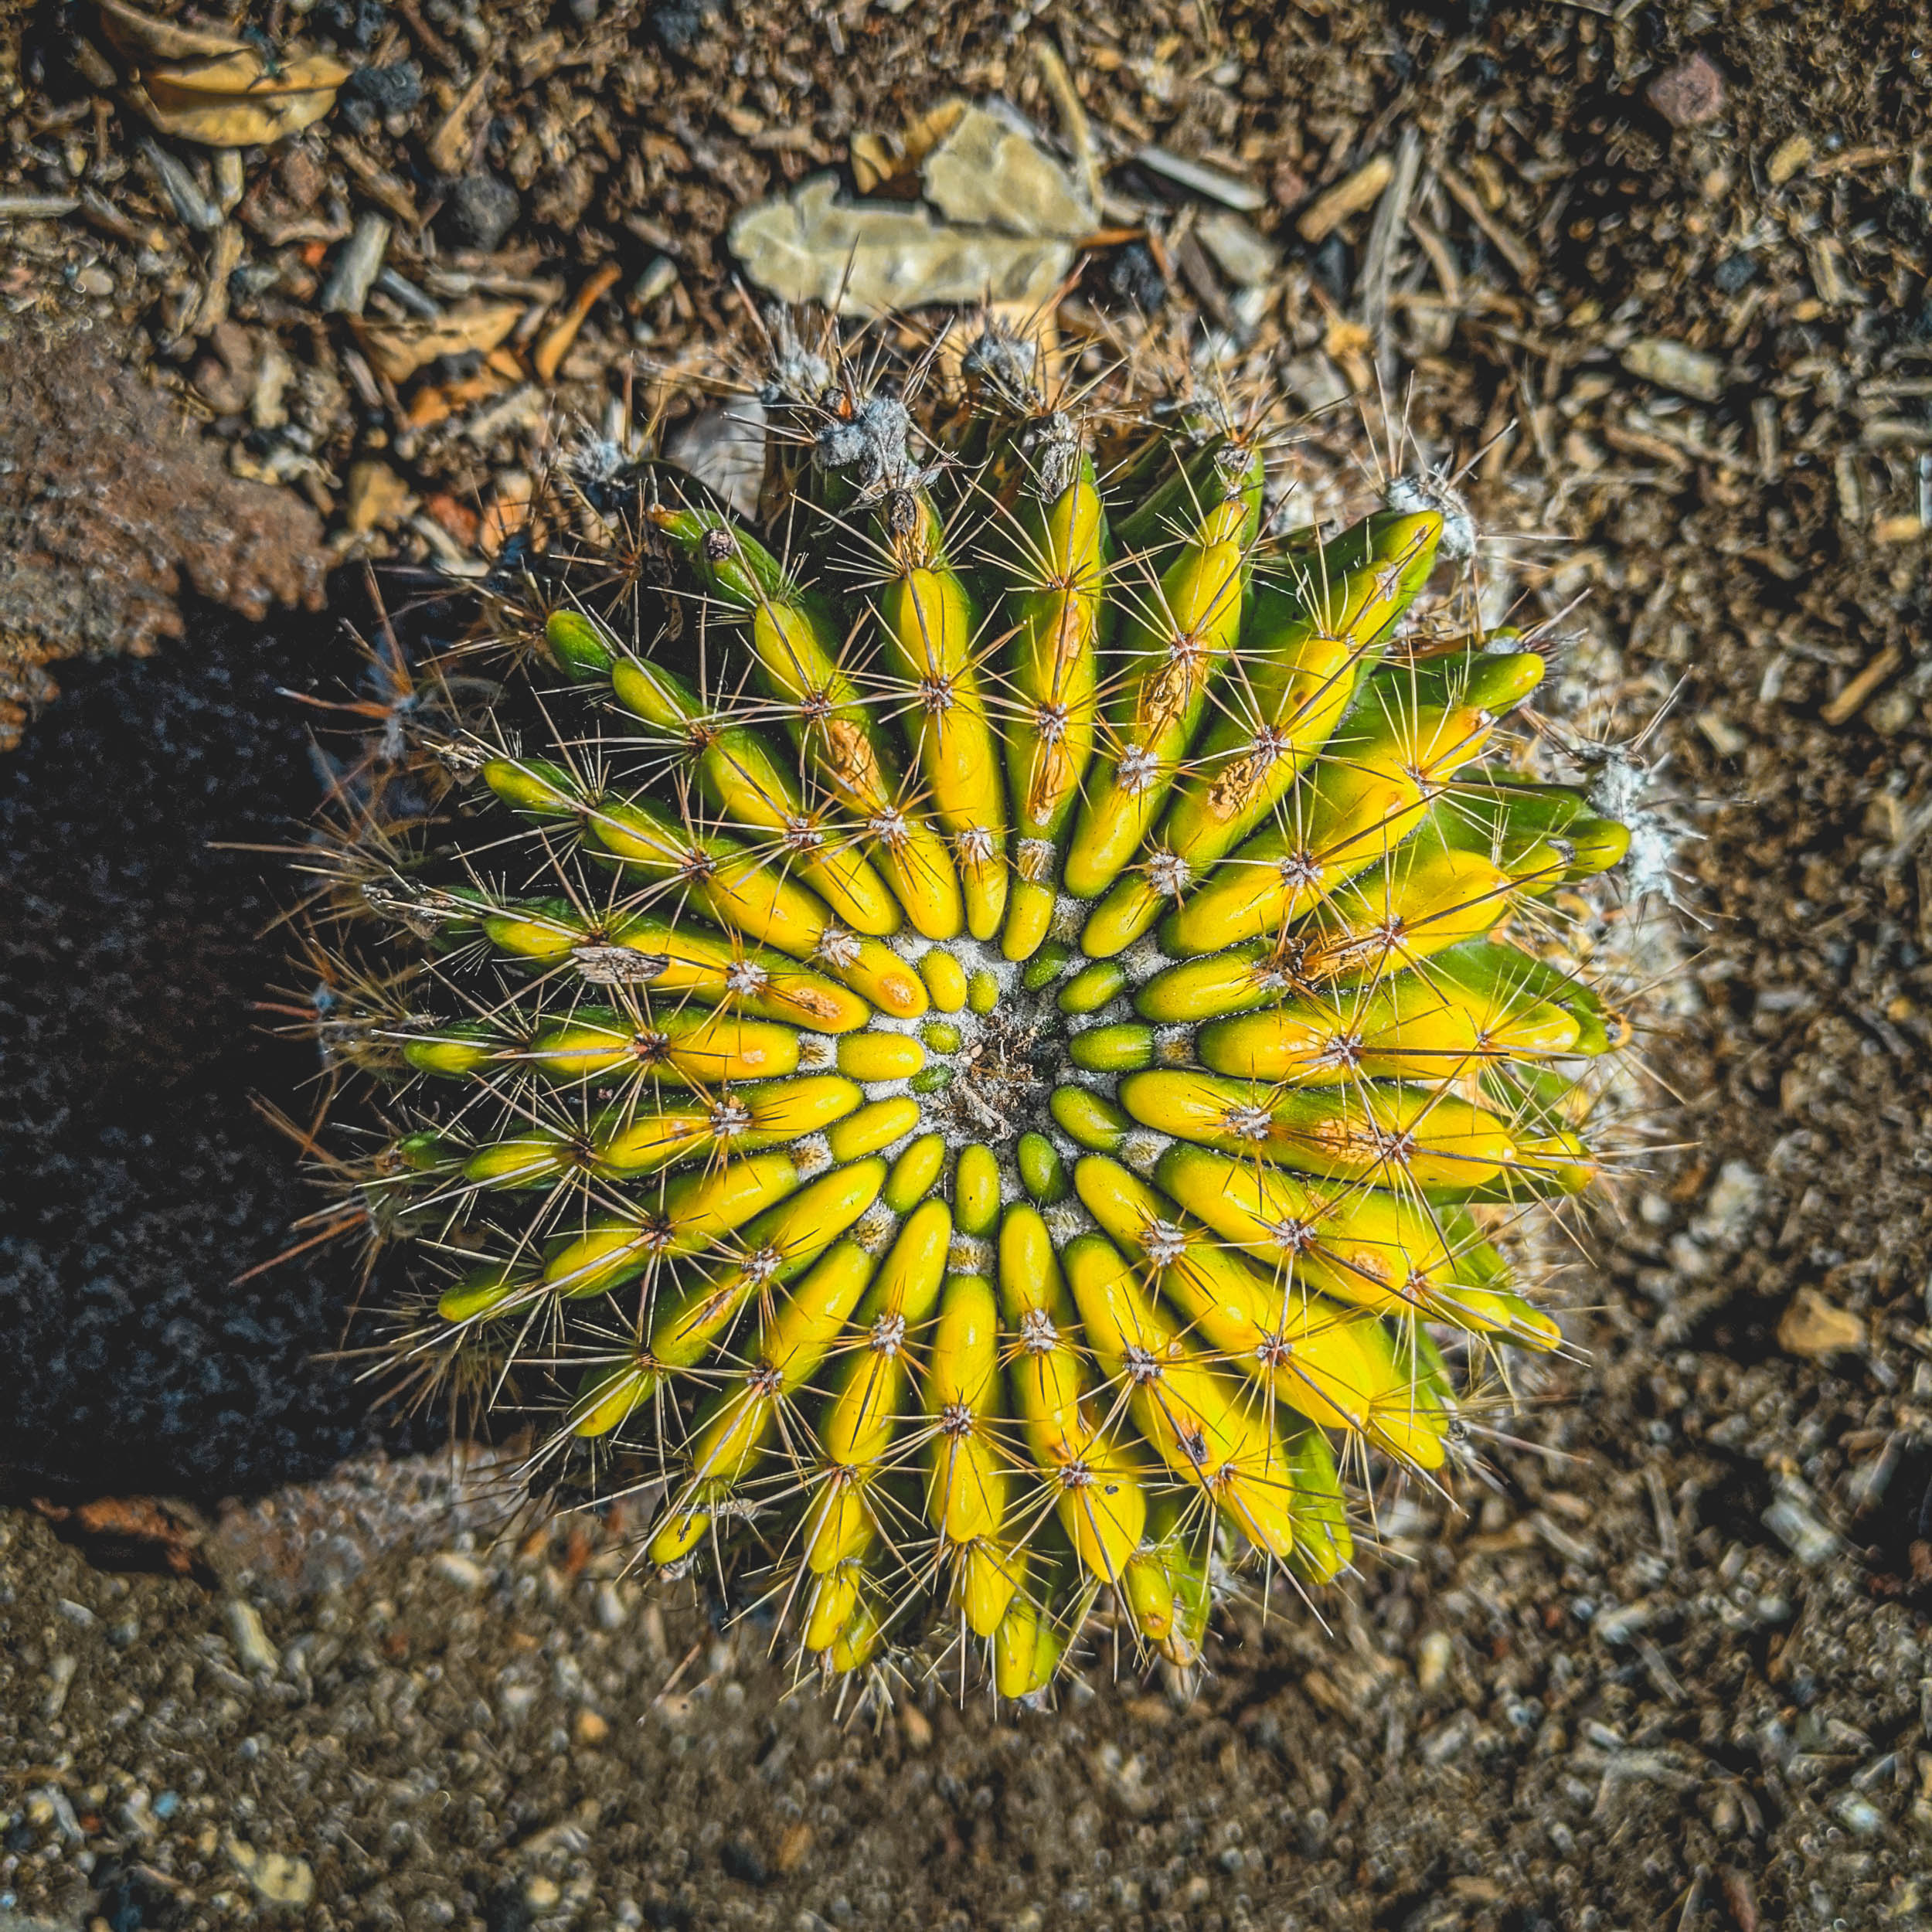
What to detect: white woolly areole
<box><xmin>1145</xmin><ymin>849</ymin><xmax>1191</xmax><ymax>898</ymax></box>
<box><xmin>852</xmin><ymin>1202</ymin><xmax>899</xmax><ymax>1254</ymax></box>
<box><xmin>1153</xmin><ymin>1025</ymin><xmax>1196</xmax><ymax>1066</ymax></box>
<box><xmin>1017</xmin><ymin>838</ymin><xmax>1056</xmax><ymax>883</ymax></box>
<box><xmin>1118</xmin><ymin>937</ymin><xmax>1172</xmax><ymax>986</ymax></box>
<box><xmin>796</xmin><ymin>1032</ymin><xmax>837</xmax><ymax>1072</ymax></box>
<box><xmin>1017</xmin><ymin>1307</ymin><xmax>1059</xmax><ymax>1353</ymax></box>
<box><xmin>954</xmin><ymin>825</ymin><xmax>995</xmax><ymax>865</ymax></box>
<box><xmin>743</xmin><ymin>1244</ymin><xmax>786</xmax><ymax>1284</ymax></box>
<box><xmin>1043</xmin><ymin>1200</ymin><xmax>1095</xmax><ymax>1245</ymax></box>
<box><xmin>1142</xmin><ymin>1218</ymin><xmax>1188</xmax><ymax>1265</ymax></box>
<box><xmin>791</xmin><ymin>1133</ymin><xmax>834</xmax><ymax>1179</ymax></box>
<box><xmin>723</xmin><ymin>958</ymin><xmax>770</xmax><ymax>995</ymax></box>
<box><xmin>1121</xmin><ymin>1129</ymin><xmax>1173</xmax><ymax>1178</ymax></box>
<box><xmin>948</xmin><ymin>1232</ymin><xmax>992</xmax><ymax>1277</ymax></box>
<box><xmin>1385</xmin><ymin>471</ymin><xmax>1477</xmax><ymax>560</ymax></box>
<box><xmin>814</xmin><ymin>923</ymin><xmax>862</xmax><ymax>968</ymax></box>
<box><xmin>1049</xmin><ymin>896</ymin><xmax>1086</xmax><ymax>943</ymax></box>
<box><xmin>1117</xmin><ymin>743</ymin><xmax>1162</xmax><ymax>796</ymax></box>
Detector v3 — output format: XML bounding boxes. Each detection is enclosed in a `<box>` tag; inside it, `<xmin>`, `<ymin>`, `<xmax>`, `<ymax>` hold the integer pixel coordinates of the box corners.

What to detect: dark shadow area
<box><xmin>0</xmin><ymin>591</ymin><xmax>428</xmax><ymax>1498</ymax></box>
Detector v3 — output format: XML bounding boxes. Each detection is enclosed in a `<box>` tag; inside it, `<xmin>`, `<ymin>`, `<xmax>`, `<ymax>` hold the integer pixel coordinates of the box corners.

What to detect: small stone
<box><xmin>1647</xmin><ymin>53</ymin><xmax>1726</xmax><ymax>130</ymax></box>
<box><xmin>649</xmin><ymin>0</ymin><xmax>727</xmax><ymax>57</ymax></box>
<box><xmin>278</xmin><ymin>144</ymin><xmax>323</xmax><ymax>209</ymax></box>
<box><xmin>445</xmin><ymin>172</ymin><xmax>521</xmax><ymax>251</ymax></box>
<box><xmin>74</xmin><ymin>265</ymin><xmax>114</xmax><ymax>298</ymax></box>
<box><xmin>525</xmin><ymin>1876</ymin><xmax>562</xmax><ymax>1911</ymax></box>
<box><xmin>191</xmin><ymin>321</ymin><xmax>258</xmax><ymax>415</ymax></box>
<box><xmin>224</xmin><ymin>1837</ymin><xmax>315</xmax><ymax>1910</ymax></box>
<box><xmin>1194</xmin><ymin>209</ymin><xmax>1279</xmax><ymax>288</ymax></box>
<box><xmin>225</xmin><ymin>1598</ymin><xmax>280</xmax><ymax>1675</ymax></box>
<box><xmin>342</xmin><ymin>459</ymin><xmax>415</xmax><ymax>536</ymax></box>
<box><xmin>432</xmin><ymin>1550</ymin><xmax>487</xmax><ymax>1590</ymax></box>
<box><xmin>1777</xmin><ymin>1287</ymin><xmax>1865</xmax><ymax>1360</ymax></box>
<box><xmin>1417</xmin><ymin>1628</ymin><xmax>1453</xmax><ymax>1693</ymax></box>
<box><xmin>573</xmin><ymin>1707</ymin><xmax>610</xmax><ymax>1745</ymax></box>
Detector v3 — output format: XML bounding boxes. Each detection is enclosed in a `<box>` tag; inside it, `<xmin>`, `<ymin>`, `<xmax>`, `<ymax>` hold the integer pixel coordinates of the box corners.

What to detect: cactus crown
<box><xmin>304</xmin><ymin>313</ymin><xmax>1636</xmax><ymax>1705</ymax></box>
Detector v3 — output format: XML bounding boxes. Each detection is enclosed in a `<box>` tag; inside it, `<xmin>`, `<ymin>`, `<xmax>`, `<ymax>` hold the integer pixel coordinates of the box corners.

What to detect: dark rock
<box><xmin>649</xmin><ymin>0</ymin><xmax>728</xmax><ymax>59</ymax></box>
<box><xmin>444</xmin><ymin>172</ymin><xmax>521</xmax><ymax>250</ymax></box>
<box><xmin>343</xmin><ymin>59</ymin><xmax>423</xmax><ymax>116</ymax></box>
<box><xmin>1103</xmin><ymin>240</ymin><xmax>1166</xmax><ymax>314</ymax></box>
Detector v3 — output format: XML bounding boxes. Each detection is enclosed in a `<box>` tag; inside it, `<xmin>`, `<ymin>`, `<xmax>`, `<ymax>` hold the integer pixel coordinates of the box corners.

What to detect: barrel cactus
<box><xmin>308</xmin><ymin>317</ymin><xmax>1635</xmax><ymax>1702</ymax></box>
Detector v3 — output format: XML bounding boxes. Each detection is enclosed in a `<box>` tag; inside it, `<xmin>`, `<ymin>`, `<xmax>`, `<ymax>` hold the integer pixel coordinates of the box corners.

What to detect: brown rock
<box><xmin>1648</xmin><ymin>53</ymin><xmax>1726</xmax><ymax>130</ymax></box>
<box><xmin>0</xmin><ymin>323</ymin><xmax>328</xmax><ymax>750</ymax></box>
<box><xmin>190</xmin><ymin>319</ymin><xmax>258</xmax><ymax>414</ymax></box>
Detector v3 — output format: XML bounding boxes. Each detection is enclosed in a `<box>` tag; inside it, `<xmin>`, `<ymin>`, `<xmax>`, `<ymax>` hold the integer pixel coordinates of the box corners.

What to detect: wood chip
<box><xmin>1766</xmin><ymin>134</ymin><xmax>1813</xmax><ymax>186</ymax></box>
<box><xmin>533</xmin><ymin>262</ymin><xmax>621</xmax><ymax>383</ymax></box>
<box><xmin>1820</xmin><ymin>643</ymin><xmax>1903</xmax><ymax>726</ymax></box>
<box><xmin>1135</xmin><ymin>144</ymin><xmax>1266</xmax><ymax>213</ymax></box>
<box><xmin>1621</xmin><ymin>337</ymin><xmax>1725</xmax><ymax>403</ymax></box>
<box><xmin>1436</xmin><ymin>162</ymin><xmax>1536</xmax><ymax>283</ymax></box>
<box><xmin>356</xmin><ymin>299</ymin><xmax>522</xmax><ymax>384</ymax></box>
<box><xmin>1296</xmin><ymin>153</ymin><xmax>1393</xmax><ymax>243</ymax></box>
<box><xmin>426</xmin><ymin>63</ymin><xmax>495</xmax><ymax>178</ymax></box>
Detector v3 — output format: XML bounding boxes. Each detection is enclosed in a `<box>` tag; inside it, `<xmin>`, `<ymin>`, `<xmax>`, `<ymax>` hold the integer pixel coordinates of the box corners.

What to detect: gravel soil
<box><xmin>3</xmin><ymin>2</ymin><xmax>1932</xmax><ymax>1929</ymax></box>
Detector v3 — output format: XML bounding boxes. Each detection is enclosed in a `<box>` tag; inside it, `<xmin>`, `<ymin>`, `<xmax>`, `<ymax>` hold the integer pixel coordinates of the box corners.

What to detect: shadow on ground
<box><xmin>0</xmin><ymin>594</ymin><xmax>426</xmax><ymax>1498</ymax></box>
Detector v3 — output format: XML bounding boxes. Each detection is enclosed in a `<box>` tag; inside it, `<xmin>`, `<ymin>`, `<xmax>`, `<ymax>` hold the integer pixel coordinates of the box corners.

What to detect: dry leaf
<box><xmin>730</xmin><ymin>174</ymin><xmax>1073</xmax><ymax>317</ymax></box>
<box><xmin>355</xmin><ymin>301</ymin><xmax>524</xmax><ymax>385</ymax></box>
<box><xmin>135</xmin><ymin>77</ymin><xmax>341</xmax><ymax>147</ymax></box>
<box><xmin>101</xmin><ymin>0</ymin><xmax>347</xmax><ymax>148</ymax></box>
<box><xmin>919</xmin><ymin>103</ymin><xmax>1092</xmax><ymax>239</ymax></box>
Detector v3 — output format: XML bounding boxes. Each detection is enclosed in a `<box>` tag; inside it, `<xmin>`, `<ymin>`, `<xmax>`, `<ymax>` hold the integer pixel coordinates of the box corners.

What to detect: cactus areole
<box><xmin>308</xmin><ymin>318</ymin><xmax>1636</xmax><ymax>1703</ymax></box>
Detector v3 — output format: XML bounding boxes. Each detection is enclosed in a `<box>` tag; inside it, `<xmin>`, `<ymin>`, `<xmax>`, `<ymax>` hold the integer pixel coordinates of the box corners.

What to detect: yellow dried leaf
<box><xmin>355</xmin><ymin>302</ymin><xmax>525</xmax><ymax>386</ymax></box>
<box><xmin>134</xmin><ymin>77</ymin><xmax>339</xmax><ymax>148</ymax></box>
<box><xmin>143</xmin><ymin>49</ymin><xmax>351</xmax><ymax>97</ymax></box>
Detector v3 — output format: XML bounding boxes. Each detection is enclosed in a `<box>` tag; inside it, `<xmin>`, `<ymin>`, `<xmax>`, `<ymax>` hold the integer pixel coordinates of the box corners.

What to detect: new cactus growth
<box><xmin>304</xmin><ymin>317</ymin><xmax>1638</xmax><ymax>1702</ymax></box>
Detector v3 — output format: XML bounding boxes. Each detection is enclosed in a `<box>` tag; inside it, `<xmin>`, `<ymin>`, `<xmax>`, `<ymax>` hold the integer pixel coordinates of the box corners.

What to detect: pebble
<box><xmin>446</xmin><ymin>172</ymin><xmax>521</xmax><ymax>252</ymax></box>
<box><xmin>432</xmin><ymin>1550</ymin><xmax>488</xmax><ymax>1590</ymax></box>
<box><xmin>225</xmin><ymin>1837</ymin><xmax>316</xmax><ymax>1910</ymax></box>
<box><xmin>1647</xmin><ymin>53</ymin><xmax>1726</xmax><ymax>130</ymax></box>
<box><xmin>1416</xmin><ymin>1628</ymin><xmax>1453</xmax><ymax>1693</ymax></box>
<box><xmin>1776</xmin><ymin>1287</ymin><xmax>1865</xmax><ymax>1360</ymax></box>
<box><xmin>225</xmin><ymin>1598</ymin><xmax>281</xmax><ymax>1675</ymax></box>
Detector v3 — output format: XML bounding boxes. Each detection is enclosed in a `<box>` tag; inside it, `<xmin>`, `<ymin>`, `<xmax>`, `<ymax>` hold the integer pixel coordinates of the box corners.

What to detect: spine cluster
<box><xmin>301</xmin><ymin>316</ymin><xmax>1639</xmax><ymax>1702</ymax></box>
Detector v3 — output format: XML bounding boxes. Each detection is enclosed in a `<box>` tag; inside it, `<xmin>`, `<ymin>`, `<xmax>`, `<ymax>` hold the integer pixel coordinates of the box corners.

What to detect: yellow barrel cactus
<box><xmin>309</xmin><ymin>318</ymin><xmax>1634</xmax><ymax>1702</ymax></box>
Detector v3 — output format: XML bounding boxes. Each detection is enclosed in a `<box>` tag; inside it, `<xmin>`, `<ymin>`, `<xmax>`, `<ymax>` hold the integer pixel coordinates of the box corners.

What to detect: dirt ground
<box><xmin>3</xmin><ymin>0</ymin><xmax>1932</xmax><ymax>1927</ymax></box>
